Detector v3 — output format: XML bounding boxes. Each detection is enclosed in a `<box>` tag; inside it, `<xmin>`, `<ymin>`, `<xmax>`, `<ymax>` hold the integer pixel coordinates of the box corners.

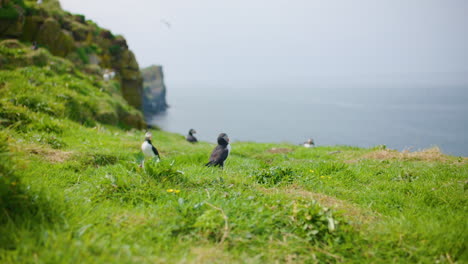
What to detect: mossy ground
<box><xmin>0</xmin><ymin>38</ymin><xmax>467</xmax><ymax>264</ymax></box>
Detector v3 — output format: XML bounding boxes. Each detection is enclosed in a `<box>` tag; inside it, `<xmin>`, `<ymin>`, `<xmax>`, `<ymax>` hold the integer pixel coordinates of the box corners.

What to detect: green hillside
<box><xmin>1</xmin><ymin>1</ymin><xmax>467</xmax><ymax>263</ymax></box>
<box><xmin>1</xmin><ymin>0</ymin><xmax>144</xmax><ymax>110</ymax></box>
<box><xmin>1</xmin><ymin>104</ymin><xmax>467</xmax><ymax>262</ymax></box>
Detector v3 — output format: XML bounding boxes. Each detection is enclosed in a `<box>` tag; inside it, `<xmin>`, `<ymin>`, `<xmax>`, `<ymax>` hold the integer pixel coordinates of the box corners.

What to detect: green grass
<box><xmin>0</xmin><ymin>120</ymin><xmax>466</xmax><ymax>263</ymax></box>
<box><xmin>0</xmin><ymin>41</ymin><xmax>467</xmax><ymax>263</ymax></box>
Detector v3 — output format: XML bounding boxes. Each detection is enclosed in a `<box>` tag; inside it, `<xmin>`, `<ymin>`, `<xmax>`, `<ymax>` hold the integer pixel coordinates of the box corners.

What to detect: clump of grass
<box><xmin>313</xmin><ymin>161</ymin><xmax>348</xmax><ymax>175</ymax></box>
<box><xmin>79</xmin><ymin>153</ymin><xmax>119</xmax><ymax>167</ymax></box>
<box><xmin>392</xmin><ymin>169</ymin><xmax>419</xmax><ymax>183</ymax></box>
<box><xmin>31</xmin><ymin>134</ymin><xmax>67</xmax><ymax>149</ymax></box>
<box><xmin>287</xmin><ymin>199</ymin><xmax>343</xmax><ymax>243</ymax></box>
<box><xmin>193</xmin><ymin>207</ymin><xmax>225</xmax><ymax>241</ymax></box>
<box><xmin>311</xmin><ymin>161</ymin><xmax>356</xmax><ymax>182</ymax></box>
<box><xmin>29</xmin><ymin>116</ymin><xmax>64</xmax><ymax>134</ymax></box>
<box><xmin>0</xmin><ymin>102</ymin><xmax>32</xmax><ymax>129</ymax></box>
<box><xmin>13</xmin><ymin>94</ymin><xmax>63</xmax><ymax>116</ymax></box>
<box><xmin>144</xmin><ymin>160</ymin><xmax>186</xmax><ymax>184</ymax></box>
<box><xmin>253</xmin><ymin>166</ymin><xmax>296</xmax><ymax>186</ymax></box>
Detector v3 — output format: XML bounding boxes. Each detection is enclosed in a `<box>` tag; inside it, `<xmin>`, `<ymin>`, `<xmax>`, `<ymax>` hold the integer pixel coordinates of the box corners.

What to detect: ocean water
<box><xmin>149</xmin><ymin>81</ymin><xmax>468</xmax><ymax>156</ymax></box>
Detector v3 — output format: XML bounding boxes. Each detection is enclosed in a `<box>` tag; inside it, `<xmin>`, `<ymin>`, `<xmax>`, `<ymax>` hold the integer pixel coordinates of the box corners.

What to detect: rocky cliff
<box><xmin>142</xmin><ymin>65</ymin><xmax>168</xmax><ymax>118</ymax></box>
<box><xmin>0</xmin><ymin>0</ymin><xmax>143</xmax><ymax>109</ymax></box>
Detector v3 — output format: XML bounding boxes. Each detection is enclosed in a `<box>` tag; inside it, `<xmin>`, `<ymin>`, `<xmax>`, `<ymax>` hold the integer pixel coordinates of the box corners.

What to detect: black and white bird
<box><xmin>303</xmin><ymin>138</ymin><xmax>315</xmax><ymax>148</ymax></box>
<box><xmin>206</xmin><ymin>133</ymin><xmax>231</xmax><ymax>167</ymax></box>
<box><xmin>141</xmin><ymin>132</ymin><xmax>160</xmax><ymax>160</ymax></box>
<box><xmin>186</xmin><ymin>129</ymin><xmax>198</xmax><ymax>143</ymax></box>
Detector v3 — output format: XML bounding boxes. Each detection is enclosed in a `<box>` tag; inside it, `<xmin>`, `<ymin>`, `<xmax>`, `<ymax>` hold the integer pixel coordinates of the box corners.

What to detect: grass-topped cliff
<box><xmin>1</xmin><ymin>0</ymin><xmax>144</xmax><ymax>109</ymax></box>
<box><xmin>0</xmin><ymin>39</ymin><xmax>145</xmax><ymax>129</ymax></box>
<box><xmin>1</xmin><ymin>1</ymin><xmax>467</xmax><ymax>263</ymax></box>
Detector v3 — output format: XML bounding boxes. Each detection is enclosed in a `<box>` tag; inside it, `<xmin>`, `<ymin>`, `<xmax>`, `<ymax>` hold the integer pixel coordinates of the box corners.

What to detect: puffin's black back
<box><xmin>206</xmin><ymin>145</ymin><xmax>229</xmax><ymax>167</ymax></box>
<box><xmin>206</xmin><ymin>133</ymin><xmax>229</xmax><ymax>167</ymax></box>
<box><xmin>146</xmin><ymin>139</ymin><xmax>160</xmax><ymax>158</ymax></box>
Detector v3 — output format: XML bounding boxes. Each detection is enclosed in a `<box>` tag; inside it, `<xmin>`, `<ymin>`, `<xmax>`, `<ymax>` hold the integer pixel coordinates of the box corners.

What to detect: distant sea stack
<box><xmin>142</xmin><ymin>65</ymin><xmax>168</xmax><ymax>119</ymax></box>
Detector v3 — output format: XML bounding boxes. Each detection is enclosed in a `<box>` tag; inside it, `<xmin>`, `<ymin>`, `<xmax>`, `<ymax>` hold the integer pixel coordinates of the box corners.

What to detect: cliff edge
<box><xmin>0</xmin><ymin>0</ymin><xmax>143</xmax><ymax>109</ymax></box>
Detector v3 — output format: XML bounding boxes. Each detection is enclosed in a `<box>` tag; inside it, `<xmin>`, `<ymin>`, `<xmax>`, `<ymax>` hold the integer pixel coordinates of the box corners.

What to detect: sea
<box><xmin>149</xmin><ymin>78</ymin><xmax>468</xmax><ymax>157</ymax></box>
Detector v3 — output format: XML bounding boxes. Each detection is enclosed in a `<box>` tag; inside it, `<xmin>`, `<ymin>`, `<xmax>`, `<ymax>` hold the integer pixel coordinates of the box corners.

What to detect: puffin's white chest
<box><xmin>227</xmin><ymin>144</ymin><xmax>231</xmax><ymax>155</ymax></box>
<box><xmin>141</xmin><ymin>141</ymin><xmax>156</xmax><ymax>157</ymax></box>
<box><xmin>304</xmin><ymin>143</ymin><xmax>314</xmax><ymax>148</ymax></box>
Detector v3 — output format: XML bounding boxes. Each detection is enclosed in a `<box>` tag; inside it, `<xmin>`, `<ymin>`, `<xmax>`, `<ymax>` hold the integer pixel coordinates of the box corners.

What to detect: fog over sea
<box><xmin>150</xmin><ymin>75</ymin><xmax>468</xmax><ymax>157</ymax></box>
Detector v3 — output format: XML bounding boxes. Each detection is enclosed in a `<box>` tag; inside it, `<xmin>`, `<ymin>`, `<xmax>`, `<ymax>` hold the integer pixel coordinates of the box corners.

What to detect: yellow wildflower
<box><xmin>309</xmin><ymin>170</ymin><xmax>314</xmax><ymax>173</ymax></box>
<box><xmin>174</xmin><ymin>190</ymin><xmax>180</xmax><ymax>194</ymax></box>
<box><xmin>320</xmin><ymin>176</ymin><xmax>325</xmax><ymax>179</ymax></box>
<box><xmin>167</xmin><ymin>189</ymin><xmax>174</xmax><ymax>193</ymax></box>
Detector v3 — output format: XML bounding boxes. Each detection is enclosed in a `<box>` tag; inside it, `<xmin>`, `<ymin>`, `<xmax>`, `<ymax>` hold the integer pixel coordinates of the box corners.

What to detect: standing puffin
<box><xmin>303</xmin><ymin>138</ymin><xmax>315</xmax><ymax>148</ymax></box>
<box><xmin>141</xmin><ymin>132</ymin><xmax>160</xmax><ymax>160</ymax></box>
<box><xmin>206</xmin><ymin>133</ymin><xmax>230</xmax><ymax>167</ymax></box>
<box><xmin>186</xmin><ymin>129</ymin><xmax>198</xmax><ymax>143</ymax></box>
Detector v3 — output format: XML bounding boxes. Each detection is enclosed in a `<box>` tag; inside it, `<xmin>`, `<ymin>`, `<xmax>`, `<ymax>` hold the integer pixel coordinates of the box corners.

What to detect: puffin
<box><xmin>206</xmin><ymin>133</ymin><xmax>231</xmax><ymax>167</ymax></box>
<box><xmin>186</xmin><ymin>129</ymin><xmax>198</xmax><ymax>143</ymax></box>
<box><xmin>141</xmin><ymin>132</ymin><xmax>160</xmax><ymax>160</ymax></box>
<box><xmin>303</xmin><ymin>138</ymin><xmax>315</xmax><ymax>148</ymax></box>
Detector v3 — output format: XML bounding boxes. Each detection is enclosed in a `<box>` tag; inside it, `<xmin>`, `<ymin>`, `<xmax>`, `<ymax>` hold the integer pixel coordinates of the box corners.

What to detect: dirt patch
<box><xmin>349</xmin><ymin>147</ymin><xmax>467</xmax><ymax>164</ymax></box>
<box><xmin>184</xmin><ymin>246</ymin><xmax>233</xmax><ymax>264</ymax></box>
<box><xmin>27</xmin><ymin>146</ymin><xmax>73</xmax><ymax>163</ymax></box>
<box><xmin>112</xmin><ymin>212</ymin><xmax>148</xmax><ymax>228</ymax></box>
<box><xmin>267</xmin><ymin>147</ymin><xmax>293</xmax><ymax>154</ymax></box>
<box><xmin>258</xmin><ymin>186</ymin><xmax>379</xmax><ymax>227</ymax></box>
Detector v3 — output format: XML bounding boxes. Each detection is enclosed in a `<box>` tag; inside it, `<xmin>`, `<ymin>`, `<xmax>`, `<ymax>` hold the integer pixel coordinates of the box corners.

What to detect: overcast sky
<box><xmin>60</xmin><ymin>0</ymin><xmax>468</xmax><ymax>86</ymax></box>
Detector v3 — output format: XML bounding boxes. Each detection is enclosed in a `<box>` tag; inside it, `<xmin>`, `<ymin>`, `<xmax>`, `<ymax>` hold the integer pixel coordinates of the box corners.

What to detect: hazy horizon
<box><xmin>60</xmin><ymin>0</ymin><xmax>468</xmax><ymax>87</ymax></box>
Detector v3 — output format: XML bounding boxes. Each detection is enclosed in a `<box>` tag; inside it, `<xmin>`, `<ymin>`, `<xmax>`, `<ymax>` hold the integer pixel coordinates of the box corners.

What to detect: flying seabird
<box><xmin>303</xmin><ymin>138</ymin><xmax>315</xmax><ymax>148</ymax></box>
<box><xmin>206</xmin><ymin>133</ymin><xmax>230</xmax><ymax>167</ymax></box>
<box><xmin>160</xmin><ymin>19</ymin><xmax>171</xmax><ymax>29</ymax></box>
<box><xmin>141</xmin><ymin>132</ymin><xmax>160</xmax><ymax>160</ymax></box>
<box><xmin>186</xmin><ymin>129</ymin><xmax>198</xmax><ymax>143</ymax></box>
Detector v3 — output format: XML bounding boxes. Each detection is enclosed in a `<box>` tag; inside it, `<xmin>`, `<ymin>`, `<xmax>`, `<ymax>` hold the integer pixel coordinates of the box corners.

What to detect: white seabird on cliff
<box><xmin>141</xmin><ymin>132</ymin><xmax>160</xmax><ymax>160</ymax></box>
<box><xmin>303</xmin><ymin>138</ymin><xmax>315</xmax><ymax>148</ymax></box>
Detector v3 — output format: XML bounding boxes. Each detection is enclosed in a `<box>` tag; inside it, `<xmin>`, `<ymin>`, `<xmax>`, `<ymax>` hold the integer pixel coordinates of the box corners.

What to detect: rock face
<box><xmin>142</xmin><ymin>65</ymin><xmax>168</xmax><ymax>118</ymax></box>
<box><xmin>0</xmin><ymin>0</ymin><xmax>143</xmax><ymax>110</ymax></box>
<box><xmin>36</xmin><ymin>18</ymin><xmax>75</xmax><ymax>57</ymax></box>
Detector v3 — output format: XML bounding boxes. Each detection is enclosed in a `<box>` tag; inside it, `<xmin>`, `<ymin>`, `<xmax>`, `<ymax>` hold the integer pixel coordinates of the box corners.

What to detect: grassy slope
<box><xmin>1</xmin><ymin>125</ymin><xmax>467</xmax><ymax>263</ymax></box>
<box><xmin>0</xmin><ymin>47</ymin><xmax>467</xmax><ymax>264</ymax></box>
<box><xmin>0</xmin><ymin>41</ymin><xmax>143</xmax><ymax>129</ymax></box>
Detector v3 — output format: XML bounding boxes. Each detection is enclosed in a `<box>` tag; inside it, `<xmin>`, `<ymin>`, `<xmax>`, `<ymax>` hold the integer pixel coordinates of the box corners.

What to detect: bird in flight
<box><xmin>160</xmin><ymin>19</ymin><xmax>171</xmax><ymax>29</ymax></box>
